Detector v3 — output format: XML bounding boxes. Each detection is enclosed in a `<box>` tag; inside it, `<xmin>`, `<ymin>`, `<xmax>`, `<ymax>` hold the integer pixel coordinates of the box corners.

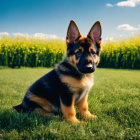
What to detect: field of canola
<box><xmin>0</xmin><ymin>35</ymin><xmax>140</xmax><ymax>69</ymax></box>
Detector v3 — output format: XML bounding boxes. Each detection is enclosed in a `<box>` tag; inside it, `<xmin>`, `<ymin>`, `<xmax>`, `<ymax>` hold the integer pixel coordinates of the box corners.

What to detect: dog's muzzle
<box><xmin>85</xmin><ymin>63</ymin><xmax>95</xmax><ymax>73</ymax></box>
<box><xmin>78</xmin><ymin>63</ymin><xmax>95</xmax><ymax>74</ymax></box>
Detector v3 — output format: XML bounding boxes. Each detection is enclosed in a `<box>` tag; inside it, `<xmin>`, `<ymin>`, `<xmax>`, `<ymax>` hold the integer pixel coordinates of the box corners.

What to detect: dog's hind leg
<box><xmin>33</xmin><ymin>108</ymin><xmax>54</xmax><ymax>116</ymax></box>
<box><xmin>13</xmin><ymin>104</ymin><xmax>27</xmax><ymax>112</ymax></box>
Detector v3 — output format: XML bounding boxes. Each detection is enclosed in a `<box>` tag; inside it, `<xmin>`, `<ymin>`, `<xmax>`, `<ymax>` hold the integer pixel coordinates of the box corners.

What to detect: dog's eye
<box><xmin>91</xmin><ymin>49</ymin><xmax>96</xmax><ymax>56</ymax></box>
<box><xmin>76</xmin><ymin>49</ymin><xmax>82</xmax><ymax>56</ymax></box>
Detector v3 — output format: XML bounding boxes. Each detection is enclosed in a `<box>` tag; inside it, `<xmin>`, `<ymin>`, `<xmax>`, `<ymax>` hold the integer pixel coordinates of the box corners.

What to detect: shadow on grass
<box><xmin>0</xmin><ymin>109</ymin><xmax>57</xmax><ymax>132</ymax></box>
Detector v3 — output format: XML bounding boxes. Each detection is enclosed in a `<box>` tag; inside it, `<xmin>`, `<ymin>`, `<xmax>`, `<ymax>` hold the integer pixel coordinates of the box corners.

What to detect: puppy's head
<box><xmin>66</xmin><ymin>20</ymin><xmax>102</xmax><ymax>74</ymax></box>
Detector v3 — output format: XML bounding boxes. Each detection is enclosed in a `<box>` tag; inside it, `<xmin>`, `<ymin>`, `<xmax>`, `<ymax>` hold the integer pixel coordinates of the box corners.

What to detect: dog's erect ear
<box><xmin>87</xmin><ymin>21</ymin><xmax>102</xmax><ymax>43</ymax></box>
<box><xmin>66</xmin><ymin>20</ymin><xmax>81</xmax><ymax>44</ymax></box>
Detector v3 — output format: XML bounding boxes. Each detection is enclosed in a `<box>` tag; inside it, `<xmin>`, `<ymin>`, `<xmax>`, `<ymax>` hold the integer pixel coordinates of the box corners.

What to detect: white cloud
<box><xmin>12</xmin><ymin>32</ymin><xmax>63</xmax><ymax>40</ymax></box>
<box><xmin>117</xmin><ymin>0</ymin><xmax>140</xmax><ymax>7</ymax></box>
<box><xmin>33</xmin><ymin>33</ymin><xmax>61</xmax><ymax>40</ymax></box>
<box><xmin>106</xmin><ymin>0</ymin><xmax>140</xmax><ymax>8</ymax></box>
<box><xmin>117</xmin><ymin>24</ymin><xmax>138</xmax><ymax>31</ymax></box>
<box><xmin>33</xmin><ymin>33</ymin><xmax>49</xmax><ymax>40</ymax></box>
<box><xmin>105</xmin><ymin>37</ymin><xmax>114</xmax><ymax>41</ymax></box>
<box><xmin>13</xmin><ymin>32</ymin><xmax>30</xmax><ymax>38</ymax></box>
<box><xmin>0</xmin><ymin>32</ymin><xmax>63</xmax><ymax>40</ymax></box>
<box><xmin>0</xmin><ymin>32</ymin><xmax>9</xmax><ymax>37</ymax></box>
<box><xmin>106</xmin><ymin>3</ymin><xmax>113</xmax><ymax>7</ymax></box>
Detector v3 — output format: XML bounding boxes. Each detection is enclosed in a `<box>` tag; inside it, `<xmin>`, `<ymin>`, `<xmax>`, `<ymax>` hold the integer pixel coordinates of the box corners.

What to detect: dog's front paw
<box><xmin>88</xmin><ymin>114</ymin><xmax>97</xmax><ymax>119</ymax></box>
<box><xmin>67</xmin><ymin>117</ymin><xmax>80</xmax><ymax>124</ymax></box>
<box><xmin>72</xmin><ymin>118</ymin><xmax>80</xmax><ymax>124</ymax></box>
<box><xmin>83</xmin><ymin>111</ymin><xmax>97</xmax><ymax>120</ymax></box>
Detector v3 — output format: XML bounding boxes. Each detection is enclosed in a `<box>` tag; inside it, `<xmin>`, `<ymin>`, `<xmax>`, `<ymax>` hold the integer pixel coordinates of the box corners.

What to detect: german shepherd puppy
<box><xmin>13</xmin><ymin>20</ymin><xmax>102</xmax><ymax>123</ymax></box>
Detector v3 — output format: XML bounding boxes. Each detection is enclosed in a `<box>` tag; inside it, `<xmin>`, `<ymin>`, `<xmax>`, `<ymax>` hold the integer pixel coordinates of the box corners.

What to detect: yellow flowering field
<box><xmin>99</xmin><ymin>35</ymin><xmax>140</xmax><ymax>69</ymax></box>
<box><xmin>0</xmin><ymin>37</ymin><xmax>66</xmax><ymax>67</ymax></box>
<box><xmin>0</xmin><ymin>35</ymin><xmax>140</xmax><ymax>68</ymax></box>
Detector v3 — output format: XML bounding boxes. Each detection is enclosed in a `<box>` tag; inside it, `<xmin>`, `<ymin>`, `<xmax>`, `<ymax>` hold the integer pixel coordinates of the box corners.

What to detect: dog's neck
<box><xmin>55</xmin><ymin>59</ymin><xmax>93</xmax><ymax>80</ymax></box>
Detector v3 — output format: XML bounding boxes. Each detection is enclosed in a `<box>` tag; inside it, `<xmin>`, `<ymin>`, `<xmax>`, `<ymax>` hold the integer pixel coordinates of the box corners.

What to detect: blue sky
<box><xmin>0</xmin><ymin>0</ymin><xmax>140</xmax><ymax>41</ymax></box>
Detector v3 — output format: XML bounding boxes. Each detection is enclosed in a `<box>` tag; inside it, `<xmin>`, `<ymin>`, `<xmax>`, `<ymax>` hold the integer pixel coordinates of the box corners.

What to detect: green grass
<box><xmin>0</xmin><ymin>68</ymin><xmax>140</xmax><ymax>140</ymax></box>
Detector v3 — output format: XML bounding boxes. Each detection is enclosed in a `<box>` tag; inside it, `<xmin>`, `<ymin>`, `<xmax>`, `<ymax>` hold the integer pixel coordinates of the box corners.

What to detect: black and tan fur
<box><xmin>13</xmin><ymin>20</ymin><xmax>102</xmax><ymax>123</ymax></box>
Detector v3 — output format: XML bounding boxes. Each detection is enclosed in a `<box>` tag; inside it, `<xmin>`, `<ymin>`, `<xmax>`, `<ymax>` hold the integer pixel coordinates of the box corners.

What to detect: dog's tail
<box><xmin>13</xmin><ymin>104</ymin><xmax>27</xmax><ymax>113</ymax></box>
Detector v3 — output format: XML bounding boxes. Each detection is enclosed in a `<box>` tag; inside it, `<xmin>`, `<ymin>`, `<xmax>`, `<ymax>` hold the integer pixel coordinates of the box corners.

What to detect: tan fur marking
<box><xmin>77</xmin><ymin>93</ymin><xmax>88</xmax><ymax>114</ymax></box>
<box><xmin>27</xmin><ymin>93</ymin><xmax>53</xmax><ymax>112</ymax></box>
<box><xmin>86</xmin><ymin>36</ymin><xmax>94</xmax><ymax>42</ymax></box>
<box><xmin>75</xmin><ymin>46</ymin><xmax>84</xmax><ymax>53</ymax></box>
<box><xmin>79</xmin><ymin>46</ymin><xmax>84</xmax><ymax>52</ymax></box>
<box><xmin>93</xmin><ymin>55</ymin><xmax>100</xmax><ymax>65</ymax></box>
<box><xmin>77</xmin><ymin>94</ymin><xmax>97</xmax><ymax>119</ymax></box>
<box><xmin>89</xmin><ymin>46</ymin><xmax>96</xmax><ymax>53</ymax></box>
<box><xmin>60</xmin><ymin>95</ymin><xmax>80</xmax><ymax>123</ymax></box>
<box><xmin>33</xmin><ymin>108</ymin><xmax>54</xmax><ymax>116</ymax></box>
<box><xmin>68</xmin><ymin>55</ymin><xmax>79</xmax><ymax>66</ymax></box>
<box><xmin>79</xmin><ymin>36</ymin><xmax>93</xmax><ymax>43</ymax></box>
<box><xmin>61</xmin><ymin>74</ymin><xmax>93</xmax><ymax>89</ymax></box>
<box><xmin>79</xmin><ymin>36</ymin><xmax>86</xmax><ymax>42</ymax></box>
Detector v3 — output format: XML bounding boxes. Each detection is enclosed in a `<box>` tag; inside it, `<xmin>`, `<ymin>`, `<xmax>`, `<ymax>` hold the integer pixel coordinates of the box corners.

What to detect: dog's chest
<box><xmin>60</xmin><ymin>73</ymin><xmax>94</xmax><ymax>103</ymax></box>
<box><xmin>74</xmin><ymin>75</ymin><xmax>94</xmax><ymax>104</ymax></box>
<box><xmin>75</xmin><ymin>88</ymin><xmax>90</xmax><ymax>104</ymax></box>
<box><xmin>61</xmin><ymin>73</ymin><xmax>93</xmax><ymax>89</ymax></box>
